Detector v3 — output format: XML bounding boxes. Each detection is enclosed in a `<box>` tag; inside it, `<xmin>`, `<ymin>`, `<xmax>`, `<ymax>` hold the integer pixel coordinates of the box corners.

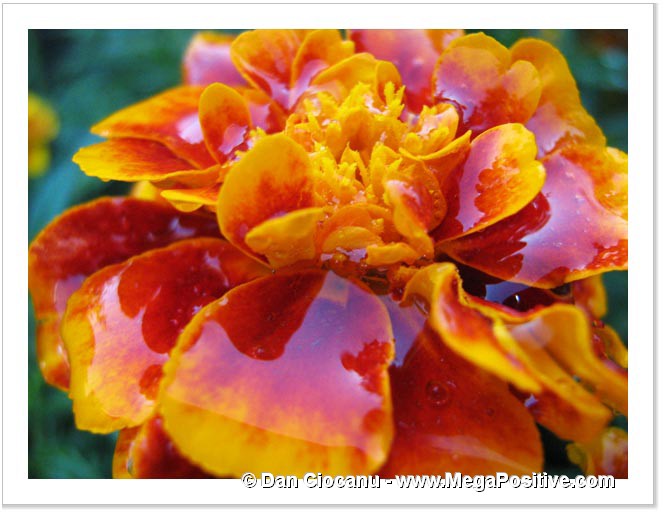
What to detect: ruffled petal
<box><xmin>433</xmin><ymin>33</ymin><xmax>542</xmax><ymax>136</ymax></box>
<box><xmin>160</xmin><ymin>184</ymin><xmax>220</xmax><ymax>213</ymax></box>
<box><xmin>511</xmin><ymin>39</ymin><xmax>605</xmax><ymax>157</ymax></box>
<box><xmin>73</xmin><ymin>138</ymin><xmax>192</xmax><ymax>182</ymax></box>
<box><xmin>198</xmin><ymin>83</ymin><xmax>251</xmax><ymax>164</ymax></box>
<box><xmin>91</xmin><ymin>86</ymin><xmax>214</xmax><ymax>168</ymax></box>
<box><xmin>567</xmin><ymin>428</ymin><xmax>628</xmax><ymax>478</ymax></box>
<box><xmin>230</xmin><ymin>29</ymin><xmax>303</xmax><ymax>111</ymax></box>
<box><xmin>113</xmin><ymin>416</ymin><xmax>213</xmax><ymax>478</ymax></box>
<box><xmin>183</xmin><ymin>32</ymin><xmax>246</xmax><ymax>87</ymax></box>
<box><xmin>379</xmin><ymin>297</ymin><xmax>543</xmax><ymax>475</ymax></box>
<box><xmin>573</xmin><ymin>275</ymin><xmax>608</xmax><ymax>319</ymax></box>
<box><xmin>349</xmin><ymin>29</ymin><xmax>464</xmax><ymax>112</ymax></box>
<box><xmin>159</xmin><ymin>270</ymin><xmax>395</xmax><ymax>476</ymax></box>
<box><xmin>217</xmin><ymin>133</ymin><xmax>318</xmax><ymax>261</ymax></box>
<box><xmin>62</xmin><ymin>238</ymin><xmax>268</xmax><ymax>432</ymax></box>
<box><xmin>432</xmin><ymin>123</ymin><xmax>545</xmax><ymax>241</ymax></box>
<box><xmin>442</xmin><ymin>144</ymin><xmax>627</xmax><ymax>288</ymax></box>
<box><xmin>28</xmin><ymin>197</ymin><xmax>220</xmax><ymax>390</ymax></box>
<box><xmin>404</xmin><ymin>264</ymin><xmax>618</xmax><ymax>443</ymax></box>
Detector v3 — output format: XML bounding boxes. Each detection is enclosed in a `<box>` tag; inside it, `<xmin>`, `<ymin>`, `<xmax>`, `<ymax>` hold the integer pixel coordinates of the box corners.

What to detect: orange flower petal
<box><xmin>291</xmin><ymin>30</ymin><xmax>354</xmax><ymax>105</ymax></box>
<box><xmin>183</xmin><ymin>32</ymin><xmax>246</xmax><ymax>87</ymax></box>
<box><xmin>573</xmin><ymin>275</ymin><xmax>608</xmax><ymax>319</ymax></box>
<box><xmin>365</xmin><ymin>243</ymin><xmax>420</xmax><ymax>267</ymax></box>
<box><xmin>28</xmin><ymin>197</ymin><xmax>220</xmax><ymax>390</ymax></box>
<box><xmin>91</xmin><ymin>86</ymin><xmax>214</xmax><ymax>168</ymax></box>
<box><xmin>567</xmin><ymin>428</ymin><xmax>628</xmax><ymax>478</ymax></box>
<box><xmin>404</xmin><ymin>264</ymin><xmax>616</xmax><ymax>442</ymax></box>
<box><xmin>217</xmin><ymin>133</ymin><xmax>317</xmax><ymax>260</ymax></box>
<box><xmin>160</xmin><ymin>184</ymin><xmax>221</xmax><ymax>213</ymax></box>
<box><xmin>379</xmin><ymin>297</ymin><xmax>543</xmax><ymax>475</ymax></box>
<box><xmin>159</xmin><ymin>270</ymin><xmax>395</xmax><ymax>477</ymax></box>
<box><xmin>238</xmin><ymin>87</ymin><xmax>286</xmax><ymax>133</ymax></box>
<box><xmin>246</xmin><ymin>207</ymin><xmax>328</xmax><ymax>268</ymax></box>
<box><xmin>433</xmin><ymin>33</ymin><xmax>542</xmax><ymax>136</ymax></box>
<box><xmin>198</xmin><ymin>83</ymin><xmax>251</xmax><ymax>164</ymax></box>
<box><xmin>62</xmin><ymin>238</ymin><xmax>268</xmax><ymax>432</ymax></box>
<box><xmin>442</xmin><ymin>144</ymin><xmax>627</xmax><ymax>288</ymax></box>
<box><xmin>349</xmin><ymin>29</ymin><xmax>464</xmax><ymax>112</ymax></box>
<box><xmin>113</xmin><ymin>416</ymin><xmax>213</xmax><ymax>478</ymax></box>
<box><xmin>511</xmin><ymin>39</ymin><xmax>605</xmax><ymax>157</ymax></box>
<box><xmin>73</xmin><ymin>138</ymin><xmax>192</xmax><ymax>182</ymax></box>
<box><xmin>230</xmin><ymin>29</ymin><xmax>302</xmax><ymax>111</ymax></box>
<box><xmin>432</xmin><ymin>123</ymin><xmax>545</xmax><ymax>241</ymax></box>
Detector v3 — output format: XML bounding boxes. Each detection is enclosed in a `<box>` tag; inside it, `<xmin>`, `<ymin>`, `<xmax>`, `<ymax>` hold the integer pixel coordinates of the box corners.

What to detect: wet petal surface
<box><xmin>183</xmin><ymin>32</ymin><xmax>246</xmax><ymax>87</ymax></box>
<box><xmin>62</xmin><ymin>238</ymin><xmax>268</xmax><ymax>432</ymax></box>
<box><xmin>91</xmin><ymin>86</ymin><xmax>214</xmax><ymax>168</ymax></box>
<box><xmin>442</xmin><ymin>145</ymin><xmax>628</xmax><ymax>288</ymax></box>
<box><xmin>567</xmin><ymin>428</ymin><xmax>628</xmax><ymax>478</ymax></box>
<box><xmin>28</xmin><ymin>197</ymin><xmax>220</xmax><ymax>390</ymax></box>
<box><xmin>159</xmin><ymin>270</ymin><xmax>394</xmax><ymax>477</ymax></box>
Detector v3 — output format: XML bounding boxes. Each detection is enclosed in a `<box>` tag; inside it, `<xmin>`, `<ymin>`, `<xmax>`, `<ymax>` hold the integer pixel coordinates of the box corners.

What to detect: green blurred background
<box><xmin>28</xmin><ymin>29</ymin><xmax>628</xmax><ymax>478</ymax></box>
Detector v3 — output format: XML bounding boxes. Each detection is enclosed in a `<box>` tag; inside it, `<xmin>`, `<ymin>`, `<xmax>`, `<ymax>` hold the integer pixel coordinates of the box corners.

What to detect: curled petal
<box><xmin>73</xmin><ymin>138</ymin><xmax>192</xmax><ymax>182</ymax></box>
<box><xmin>245</xmin><ymin>207</ymin><xmax>328</xmax><ymax>268</ymax></box>
<box><xmin>573</xmin><ymin>275</ymin><xmax>608</xmax><ymax>319</ymax></box>
<box><xmin>183</xmin><ymin>32</ymin><xmax>246</xmax><ymax>87</ymax></box>
<box><xmin>291</xmin><ymin>30</ymin><xmax>355</xmax><ymax>105</ymax></box>
<box><xmin>511</xmin><ymin>38</ymin><xmax>605</xmax><ymax>157</ymax></box>
<box><xmin>379</xmin><ymin>298</ymin><xmax>543</xmax><ymax>475</ymax></box>
<box><xmin>433</xmin><ymin>123</ymin><xmax>545</xmax><ymax>241</ymax></box>
<box><xmin>159</xmin><ymin>270</ymin><xmax>395</xmax><ymax>476</ymax></box>
<box><xmin>62</xmin><ymin>238</ymin><xmax>268</xmax><ymax>432</ymax></box>
<box><xmin>199</xmin><ymin>83</ymin><xmax>251</xmax><ymax>164</ymax></box>
<box><xmin>366</xmin><ymin>243</ymin><xmax>420</xmax><ymax>267</ymax></box>
<box><xmin>349</xmin><ymin>29</ymin><xmax>464</xmax><ymax>112</ymax></box>
<box><xmin>239</xmin><ymin>87</ymin><xmax>286</xmax><ymax>133</ymax></box>
<box><xmin>91</xmin><ymin>86</ymin><xmax>214</xmax><ymax>168</ymax></box>
<box><xmin>404</xmin><ymin>264</ymin><xmax>616</xmax><ymax>442</ymax></box>
<box><xmin>442</xmin><ymin>144</ymin><xmax>627</xmax><ymax>288</ymax></box>
<box><xmin>434</xmin><ymin>33</ymin><xmax>542</xmax><ymax>136</ymax></box>
<box><xmin>231</xmin><ymin>29</ymin><xmax>302</xmax><ymax>111</ymax></box>
<box><xmin>567</xmin><ymin>428</ymin><xmax>628</xmax><ymax>478</ymax></box>
<box><xmin>113</xmin><ymin>416</ymin><xmax>213</xmax><ymax>478</ymax></box>
<box><xmin>217</xmin><ymin>134</ymin><xmax>318</xmax><ymax>260</ymax></box>
<box><xmin>28</xmin><ymin>197</ymin><xmax>220</xmax><ymax>390</ymax></box>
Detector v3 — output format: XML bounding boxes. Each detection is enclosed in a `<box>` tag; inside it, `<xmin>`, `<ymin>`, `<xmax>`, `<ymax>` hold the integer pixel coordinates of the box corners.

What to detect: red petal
<box><xmin>349</xmin><ymin>29</ymin><xmax>464</xmax><ymax>113</ymax></box>
<box><xmin>183</xmin><ymin>32</ymin><xmax>246</xmax><ymax>87</ymax></box>
<box><xmin>62</xmin><ymin>238</ymin><xmax>268</xmax><ymax>432</ymax></box>
<box><xmin>91</xmin><ymin>86</ymin><xmax>214</xmax><ymax>168</ymax></box>
<box><xmin>433</xmin><ymin>33</ymin><xmax>542</xmax><ymax>136</ymax></box>
<box><xmin>159</xmin><ymin>270</ymin><xmax>395</xmax><ymax>476</ymax></box>
<box><xmin>443</xmin><ymin>145</ymin><xmax>627</xmax><ymax>288</ymax></box>
<box><xmin>379</xmin><ymin>296</ymin><xmax>543</xmax><ymax>475</ymax></box>
<box><xmin>28</xmin><ymin>197</ymin><xmax>220</xmax><ymax>390</ymax></box>
<box><xmin>113</xmin><ymin>416</ymin><xmax>213</xmax><ymax>478</ymax></box>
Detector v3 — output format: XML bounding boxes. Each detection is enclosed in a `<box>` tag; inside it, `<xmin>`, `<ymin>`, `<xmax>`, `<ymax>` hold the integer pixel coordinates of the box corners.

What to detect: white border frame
<box><xmin>2</xmin><ymin>1</ymin><xmax>655</xmax><ymax>506</ymax></box>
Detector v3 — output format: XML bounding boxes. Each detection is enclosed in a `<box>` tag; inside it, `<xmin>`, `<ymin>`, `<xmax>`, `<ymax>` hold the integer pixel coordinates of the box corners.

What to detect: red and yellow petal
<box><xmin>91</xmin><ymin>86</ymin><xmax>214</xmax><ymax>168</ymax></box>
<box><xmin>73</xmin><ymin>138</ymin><xmax>192</xmax><ymax>182</ymax></box>
<box><xmin>567</xmin><ymin>428</ymin><xmax>628</xmax><ymax>478</ymax></box>
<box><xmin>217</xmin><ymin>133</ymin><xmax>318</xmax><ymax>261</ymax></box>
<box><xmin>349</xmin><ymin>29</ymin><xmax>464</xmax><ymax>113</ymax></box>
<box><xmin>230</xmin><ymin>29</ymin><xmax>303</xmax><ymax>111</ymax></box>
<box><xmin>379</xmin><ymin>297</ymin><xmax>543</xmax><ymax>475</ymax></box>
<box><xmin>183</xmin><ymin>32</ymin><xmax>246</xmax><ymax>87</ymax></box>
<box><xmin>433</xmin><ymin>33</ymin><xmax>542</xmax><ymax>136</ymax></box>
<box><xmin>442</xmin><ymin>144</ymin><xmax>627</xmax><ymax>288</ymax></box>
<box><xmin>404</xmin><ymin>264</ymin><xmax>618</xmax><ymax>443</ymax></box>
<box><xmin>511</xmin><ymin>38</ymin><xmax>605</xmax><ymax>157</ymax></box>
<box><xmin>160</xmin><ymin>184</ymin><xmax>220</xmax><ymax>213</ymax></box>
<box><xmin>62</xmin><ymin>238</ymin><xmax>268</xmax><ymax>433</ymax></box>
<box><xmin>198</xmin><ymin>83</ymin><xmax>251</xmax><ymax>164</ymax></box>
<box><xmin>113</xmin><ymin>416</ymin><xmax>213</xmax><ymax>478</ymax></box>
<box><xmin>159</xmin><ymin>270</ymin><xmax>395</xmax><ymax>477</ymax></box>
<box><xmin>433</xmin><ymin>123</ymin><xmax>545</xmax><ymax>241</ymax></box>
<box><xmin>28</xmin><ymin>197</ymin><xmax>220</xmax><ymax>390</ymax></box>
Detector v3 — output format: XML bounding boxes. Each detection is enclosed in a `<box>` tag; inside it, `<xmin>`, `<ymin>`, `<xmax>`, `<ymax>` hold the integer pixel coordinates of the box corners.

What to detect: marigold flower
<box><xmin>28</xmin><ymin>92</ymin><xmax>59</xmax><ymax>178</ymax></box>
<box><xmin>29</xmin><ymin>29</ymin><xmax>628</xmax><ymax>479</ymax></box>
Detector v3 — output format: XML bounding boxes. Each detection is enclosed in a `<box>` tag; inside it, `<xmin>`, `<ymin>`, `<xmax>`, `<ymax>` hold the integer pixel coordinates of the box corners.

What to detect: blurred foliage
<box><xmin>28</xmin><ymin>29</ymin><xmax>628</xmax><ymax>479</ymax></box>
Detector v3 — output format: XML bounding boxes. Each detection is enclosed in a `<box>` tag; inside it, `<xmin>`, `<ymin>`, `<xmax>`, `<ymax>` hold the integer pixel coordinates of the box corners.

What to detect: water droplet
<box><xmin>426</xmin><ymin>380</ymin><xmax>450</xmax><ymax>408</ymax></box>
<box><xmin>485</xmin><ymin>408</ymin><xmax>495</xmax><ymax>417</ymax></box>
